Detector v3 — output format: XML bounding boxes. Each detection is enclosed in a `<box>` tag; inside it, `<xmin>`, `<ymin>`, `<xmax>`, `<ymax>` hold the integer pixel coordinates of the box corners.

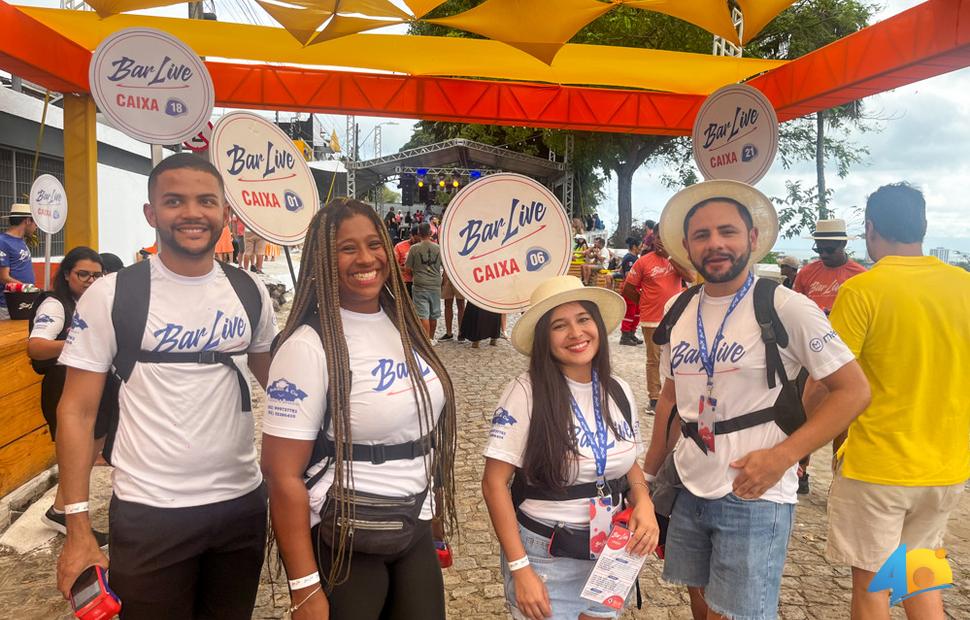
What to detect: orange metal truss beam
<box><xmin>2</xmin><ymin>0</ymin><xmax>970</xmax><ymax>135</ymax></box>
<box><xmin>208</xmin><ymin>62</ymin><xmax>702</xmax><ymax>135</ymax></box>
<box><xmin>1</xmin><ymin>1</ymin><xmax>89</xmax><ymax>93</ymax></box>
<box><xmin>752</xmin><ymin>0</ymin><xmax>970</xmax><ymax>122</ymax></box>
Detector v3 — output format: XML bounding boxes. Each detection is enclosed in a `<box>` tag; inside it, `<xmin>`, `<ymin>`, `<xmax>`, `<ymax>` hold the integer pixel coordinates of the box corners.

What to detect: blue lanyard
<box><xmin>569</xmin><ymin>368</ymin><xmax>609</xmax><ymax>491</ymax></box>
<box><xmin>696</xmin><ymin>273</ymin><xmax>754</xmax><ymax>392</ymax></box>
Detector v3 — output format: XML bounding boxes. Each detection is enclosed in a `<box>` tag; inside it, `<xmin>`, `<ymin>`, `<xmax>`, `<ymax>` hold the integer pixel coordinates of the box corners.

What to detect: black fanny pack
<box><xmin>318</xmin><ymin>486</ymin><xmax>428</xmax><ymax>556</ymax></box>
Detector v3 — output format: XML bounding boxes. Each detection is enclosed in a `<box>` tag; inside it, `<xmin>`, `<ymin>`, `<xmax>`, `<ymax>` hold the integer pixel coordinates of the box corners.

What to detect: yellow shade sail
<box><xmin>84</xmin><ymin>0</ymin><xmax>183</xmax><ymax>18</ymax></box>
<box><xmin>310</xmin><ymin>13</ymin><xmax>405</xmax><ymax>44</ymax></box>
<box><xmin>426</xmin><ymin>0</ymin><xmax>614</xmax><ymax>64</ymax></box>
<box><xmin>18</xmin><ymin>6</ymin><xmax>786</xmax><ymax>94</ymax></box>
<box><xmin>288</xmin><ymin>0</ymin><xmax>411</xmax><ymax>20</ymax></box>
<box><xmin>620</xmin><ymin>0</ymin><xmax>740</xmax><ymax>46</ymax></box>
<box><xmin>736</xmin><ymin>0</ymin><xmax>797</xmax><ymax>42</ymax></box>
<box><xmin>255</xmin><ymin>1</ymin><xmax>331</xmax><ymax>45</ymax></box>
<box><xmin>403</xmin><ymin>0</ymin><xmax>445</xmax><ymax>19</ymax></box>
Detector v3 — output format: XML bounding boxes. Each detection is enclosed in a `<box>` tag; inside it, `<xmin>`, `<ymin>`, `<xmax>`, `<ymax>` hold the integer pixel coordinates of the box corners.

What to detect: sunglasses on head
<box><xmin>812</xmin><ymin>244</ymin><xmax>841</xmax><ymax>255</ymax></box>
<box><xmin>74</xmin><ymin>269</ymin><xmax>104</xmax><ymax>282</ymax></box>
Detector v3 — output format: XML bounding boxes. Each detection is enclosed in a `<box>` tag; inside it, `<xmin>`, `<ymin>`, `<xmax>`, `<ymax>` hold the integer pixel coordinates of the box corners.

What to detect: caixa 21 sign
<box><xmin>89</xmin><ymin>28</ymin><xmax>214</xmax><ymax>145</ymax></box>
<box><xmin>440</xmin><ymin>173</ymin><xmax>571</xmax><ymax>314</ymax></box>
<box><xmin>209</xmin><ymin>111</ymin><xmax>319</xmax><ymax>246</ymax></box>
<box><xmin>692</xmin><ymin>84</ymin><xmax>778</xmax><ymax>185</ymax></box>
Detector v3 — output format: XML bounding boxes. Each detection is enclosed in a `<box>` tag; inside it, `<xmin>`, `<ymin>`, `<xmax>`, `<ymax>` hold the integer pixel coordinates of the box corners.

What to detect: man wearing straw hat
<box><xmin>794</xmin><ymin>218</ymin><xmax>866</xmax><ymax>314</ymax></box>
<box><xmin>1</xmin><ymin>203</ymin><xmax>38</xmax><ymax>320</ymax></box>
<box><xmin>642</xmin><ymin>180</ymin><xmax>870</xmax><ymax>620</ymax></box>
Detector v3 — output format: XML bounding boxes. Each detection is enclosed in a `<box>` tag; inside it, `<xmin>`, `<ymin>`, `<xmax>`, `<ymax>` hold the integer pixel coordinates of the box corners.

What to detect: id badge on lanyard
<box><xmin>695</xmin><ymin>273</ymin><xmax>753</xmax><ymax>454</ymax></box>
<box><xmin>570</xmin><ymin>369</ymin><xmax>614</xmax><ymax>559</ymax></box>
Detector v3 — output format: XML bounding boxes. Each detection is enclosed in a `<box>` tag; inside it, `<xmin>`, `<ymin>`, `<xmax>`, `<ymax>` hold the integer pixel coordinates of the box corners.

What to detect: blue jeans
<box><xmin>662</xmin><ymin>490</ymin><xmax>794</xmax><ymax>620</ymax></box>
<box><xmin>502</xmin><ymin>522</ymin><xmax>629</xmax><ymax>619</ymax></box>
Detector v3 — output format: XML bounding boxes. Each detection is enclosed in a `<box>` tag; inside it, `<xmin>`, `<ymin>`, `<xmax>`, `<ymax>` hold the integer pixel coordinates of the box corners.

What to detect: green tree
<box><xmin>407</xmin><ymin>0</ymin><xmax>877</xmax><ymax>242</ymax></box>
<box><xmin>747</xmin><ymin>0</ymin><xmax>878</xmax><ymax>235</ymax></box>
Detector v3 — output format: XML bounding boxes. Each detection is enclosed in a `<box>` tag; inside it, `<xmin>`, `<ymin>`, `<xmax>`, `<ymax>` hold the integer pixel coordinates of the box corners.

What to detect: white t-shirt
<box><xmin>59</xmin><ymin>256</ymin><xmax>278</xmax><ymax>508</ymax></box>
<box><xmin>30</xmin><ymin>296</ymin><xmax>68</xmax><ymax>344</ymax></box>
<box><xmin>484</xmin><ymin>373</ymin><xmax>644</xmax><ymax>526</ymax></box>
<box><xmin>660</xmin><ymin>278</ymin><xmax>855</xmax><ymax>504</ymax></box>
<box><xmin>262</xmin><ymin>309</ymin><xmax>446</xmax><ymax>526</ymax></box>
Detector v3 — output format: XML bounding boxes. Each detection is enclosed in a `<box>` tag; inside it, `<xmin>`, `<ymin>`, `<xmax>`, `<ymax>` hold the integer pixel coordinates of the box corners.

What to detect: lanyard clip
<box><xmin>595</xmin><ymin>478</ymin><xmax>609</xmax><ymax>498</ymax></box>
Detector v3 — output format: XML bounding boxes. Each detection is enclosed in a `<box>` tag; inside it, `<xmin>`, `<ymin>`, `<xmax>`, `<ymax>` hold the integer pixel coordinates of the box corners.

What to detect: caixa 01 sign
<box><xmin>439</xmin><ymin>173</ymin><xmax>571</xmax><ymax>314</ymax></box>
<box><xmin>692</xmin><ymin>84</ymin><xmax>778</xmax><ymax>185</ymax></box>
<box><xmin>209</xmin><ymin>111</ymin><xmax>319</xmax><ymax>246</ymax></box>
<box><xmin>89</xmin><ymin>28</ymin><xmax>214</xmax><ymax>145</ymax></box>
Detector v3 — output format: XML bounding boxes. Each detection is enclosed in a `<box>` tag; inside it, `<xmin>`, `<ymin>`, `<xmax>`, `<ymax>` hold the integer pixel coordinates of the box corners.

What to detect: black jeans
<box><xmin>108</xmin><ymin>484</ymin><xmax>267</xmax><ymax>619</ymax></box>
<box><xmin>311</xmin><ymin>519</ymin><xmax>445</xmax><ymax>620</ymax></box>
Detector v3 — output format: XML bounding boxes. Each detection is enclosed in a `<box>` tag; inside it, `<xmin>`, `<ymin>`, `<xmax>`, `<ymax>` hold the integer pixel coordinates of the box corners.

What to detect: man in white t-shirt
<box><xmin>55</xmin><ymin>154</ymin><xmax>278</xmax><ymax>618</ymax></box>
<box><xmin>642</xmin><ymin>181</ymin><xmax>870</xmax><ymax>620</ymax></box>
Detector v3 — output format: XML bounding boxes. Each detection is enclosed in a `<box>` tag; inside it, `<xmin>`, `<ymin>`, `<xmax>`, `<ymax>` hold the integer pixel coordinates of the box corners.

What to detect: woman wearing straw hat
<box><xmin>482</xmin><ymin>275</ymin><xmax>658</xmax><ymax>620</ymax></box>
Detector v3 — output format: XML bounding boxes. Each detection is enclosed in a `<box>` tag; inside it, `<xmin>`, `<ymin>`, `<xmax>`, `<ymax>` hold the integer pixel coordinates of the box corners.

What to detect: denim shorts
<box><xmin>501</xmin><ymin>521</ymin><xmax>630</xmax><ymax>619</ymax></box>
<box><xmin>412</xmin><ymin>287</ymin><xmax>441</xmax><ymax>320</ymax></box>
<box><xmin>662</xmin><ymin>490</ymin><xmax>794</xmax><ymax>620</ymax></box>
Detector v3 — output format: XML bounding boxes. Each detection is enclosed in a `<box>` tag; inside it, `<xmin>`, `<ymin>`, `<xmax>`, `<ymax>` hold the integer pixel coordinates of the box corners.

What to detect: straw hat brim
<box><xmin>803</xmin><ymin>233</ymin><xmax>858</xmax><ymax>241</ymax></box>
<box><xmin>659</xmin><ymin>180</ymin><xmax>778</xmax><ymax>271</ymax></box>
<box><xmin>510</xmin><ymin>285</ymin><xmax>626</xmax><ymax>356</ymax></box>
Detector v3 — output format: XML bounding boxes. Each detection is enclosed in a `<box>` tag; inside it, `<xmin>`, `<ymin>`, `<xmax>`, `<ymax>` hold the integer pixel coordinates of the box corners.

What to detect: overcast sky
<box><xmin>14</xmin><ymin>0</ymin><xmax>969</xmax><ymax>258</ymax></box>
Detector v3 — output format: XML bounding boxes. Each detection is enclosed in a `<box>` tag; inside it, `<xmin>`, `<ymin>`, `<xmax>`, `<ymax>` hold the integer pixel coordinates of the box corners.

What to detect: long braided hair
<box><xmin>276</xmin><ymin>198</ymin><xmax>457</xmax><ymax>586</ymax></box>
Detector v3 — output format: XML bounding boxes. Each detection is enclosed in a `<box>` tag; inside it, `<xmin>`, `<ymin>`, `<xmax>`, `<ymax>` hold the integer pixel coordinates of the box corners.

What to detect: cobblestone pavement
<box><xmin>2</xmin><ymin>308</ymin><xmax>968</xmax><ymax>619</ymax></box>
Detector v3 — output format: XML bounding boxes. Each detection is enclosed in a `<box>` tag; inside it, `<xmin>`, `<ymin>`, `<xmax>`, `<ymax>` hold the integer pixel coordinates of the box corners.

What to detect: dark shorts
<box><xmin>108</xmin><ymin>484</ymin><xmax>267</xmax><ymax>620</ymax></box>
<box><xmin>311</xmin><ymin>519</ymin><xmax>445</xmax><ymax>620</ymax></box>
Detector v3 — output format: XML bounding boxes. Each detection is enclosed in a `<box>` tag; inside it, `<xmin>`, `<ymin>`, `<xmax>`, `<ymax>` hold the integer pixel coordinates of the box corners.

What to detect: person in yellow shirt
<box><xmin>819</xmin><ymin>183</ymin><xmax>970</xmax><ymax>619</ymax></box>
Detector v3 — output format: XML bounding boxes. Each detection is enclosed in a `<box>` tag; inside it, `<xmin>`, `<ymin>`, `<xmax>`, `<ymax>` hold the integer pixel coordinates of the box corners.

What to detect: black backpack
<box><xmin>652</xmin><ymin>278</ymin><xmax>806</xmax><ymax>453</ymax></box>
<box><xmin>104</xmin><ymin>259</ymin><xmax>263</xmax><ymax>462</ymax></box>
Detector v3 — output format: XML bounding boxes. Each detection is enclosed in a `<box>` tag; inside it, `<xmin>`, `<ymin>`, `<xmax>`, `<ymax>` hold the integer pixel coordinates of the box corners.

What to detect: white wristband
<box><xmin>645</xmin><ymin>473</ymin><xmax>657</xmax><ymax>483</ymax></box>
<box><xmin>288</xmin><ymin>572</ymin><xmax>321</xmax><ymax>590</ymax></box>
<box><xmin>507</xmin><ymin>556</ymin><xmax>530</xmax><ymax>572</ymax></box>
<box><xmin>64</xmin><ymin>502</ymin><xmax>89</xmax><ymax>515</ymax></box>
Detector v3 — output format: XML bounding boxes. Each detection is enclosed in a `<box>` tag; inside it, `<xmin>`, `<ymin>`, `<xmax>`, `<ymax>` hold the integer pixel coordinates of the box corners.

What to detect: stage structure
<box><xmin>348</xmin><ymin>138</ymin><xmax>571</xmax><ymax>215</ymax></box>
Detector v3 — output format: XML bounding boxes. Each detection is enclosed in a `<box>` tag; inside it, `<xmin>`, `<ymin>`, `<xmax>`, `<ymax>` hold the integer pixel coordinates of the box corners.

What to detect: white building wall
<box><xmin>97</xmin><ymin>164</ymin><xmax>155</xmax><ymax>264</ymax></box>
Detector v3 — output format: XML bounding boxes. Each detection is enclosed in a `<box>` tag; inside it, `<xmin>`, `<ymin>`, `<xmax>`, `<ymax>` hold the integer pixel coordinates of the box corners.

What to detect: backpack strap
<box><xmin>606</xmin><ymin>377</ymin><xmax>632</xmax><ymax>429</ymax></box>
<box><xmin>652</xmin><ymin>284</ymin><xmax>703</xmax><ymax>346</ymax></box>
<box><xmin>111</xmin><ymin>260</ymin><xmax>152</xmax><ymax>383</ymax></box>
<box><xmin>218</xmin><ymin>261</ymin><xmax>263</xmax><ymax>340</ymax></box>
<box><xmin>111</xmin><ymin>259</ymin><xmax>261</xmax><ymax>411</ymax></box>
<box><xmin>752</xmin><ymin>278</ymin><xmax>789</xmax><ymax>389</ymax></box>
<box><xmin>510</xmin><ymin>377</ymin><xmax>634</xmax><ymax>510</ymax></box>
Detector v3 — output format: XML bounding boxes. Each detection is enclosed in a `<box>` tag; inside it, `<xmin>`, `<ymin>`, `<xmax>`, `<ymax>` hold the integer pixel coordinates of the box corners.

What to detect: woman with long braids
<box><xmin>482</xmin><ymin>276</ymin><xmax>659</xmax><ymax>620</ymax></box>
<box><xmin>261</xmin><ymin>198</ymin><xmax>457</xmax><ymax>619</ymax></box>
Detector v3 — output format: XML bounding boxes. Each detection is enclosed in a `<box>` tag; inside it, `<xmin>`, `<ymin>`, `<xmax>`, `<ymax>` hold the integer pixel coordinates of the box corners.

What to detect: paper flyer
<box><xmin>580</xmin><ymin>526</ymin><xmax>648</xmax><ymax>609</ymax></box>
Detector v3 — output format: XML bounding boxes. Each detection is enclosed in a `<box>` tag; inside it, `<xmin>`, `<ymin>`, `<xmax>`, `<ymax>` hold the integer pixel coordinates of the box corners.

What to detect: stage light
<box><xmin>417</xmin><ymin>180</ymin><xmax>424</xmax><ymax>188</ymax></box>
<box><xmin>452</xmin><ymin>179</ymin><xmax>459</xmax><ymax>188</ymax></box>
<box><xmin>470</xmin><ymin>170</ymin><xmax>482</xmax><ymax>180</ymax></box>
<box><xmin>438</xmin><ymin>179</ymin><xmax>446</xmax><ymax>188</ymax></box>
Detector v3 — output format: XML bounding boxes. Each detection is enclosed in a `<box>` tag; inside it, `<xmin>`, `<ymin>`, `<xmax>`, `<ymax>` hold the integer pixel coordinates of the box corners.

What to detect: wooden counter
<box><xmin>0</xmin><ymin>320</ymin><xmax>55</xmax><ymax>498</ymax></box>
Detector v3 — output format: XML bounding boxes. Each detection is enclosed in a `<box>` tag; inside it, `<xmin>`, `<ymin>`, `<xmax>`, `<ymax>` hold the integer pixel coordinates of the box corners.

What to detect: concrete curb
<box><xmin>0</xmin><ymin>466</ymin><xmax>57</xmax><ymax>537</ymax></box>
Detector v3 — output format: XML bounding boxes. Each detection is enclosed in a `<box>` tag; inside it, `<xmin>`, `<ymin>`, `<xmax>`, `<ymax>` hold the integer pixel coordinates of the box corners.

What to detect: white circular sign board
<box><xmin>692</xmin><ymin>84</ymin><xmax>778</xmax><ymax>185</ymax></box>
<box><xmin>209</xmin><ymin>111</ymin><xmax>319</xmax><ymax>246</ymax></box>
<box><xmin>439</xmin><ymin>173</ymin><xmax>571</xmax><ymax>314</ymax></box>
<box><xmin>29</xmin><ymin>174</ymin><xmax>68</xmax><ymax>235</ymax></box>
<box><xmin>89</xmin><ymin>27</ymin><xmax>214</xmax><ymax>145</ymax></box>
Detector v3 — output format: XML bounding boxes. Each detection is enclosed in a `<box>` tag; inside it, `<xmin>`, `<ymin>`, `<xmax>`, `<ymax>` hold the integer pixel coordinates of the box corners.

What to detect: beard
<box><xmin>692</xmin><ymin>245</ymin><xmax>752</xmax><ymax>283</ymax></box>
<box><xmin>156</xmin><ymin>222</ymin><xmax>220</xmax><ymax>258</ymax></box>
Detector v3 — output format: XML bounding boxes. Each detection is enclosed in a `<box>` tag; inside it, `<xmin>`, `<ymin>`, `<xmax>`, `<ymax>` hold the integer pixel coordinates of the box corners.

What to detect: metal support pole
<box><xmin>346</xmin><ymin>115</ymin><xmax>356</xmax><ymax>198</ymax></box>
<box><xmin>563</xmin><ymin>133</ymin><xmax>575</xmax><ymax>219</ymax></box>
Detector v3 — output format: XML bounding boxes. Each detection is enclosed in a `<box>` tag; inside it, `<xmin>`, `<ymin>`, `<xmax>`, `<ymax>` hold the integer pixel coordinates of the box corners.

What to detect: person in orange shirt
<box><xmin>623</xmin><ymin>226</ymin><xmax>693</xmax><ymax>411</ymax></box>
<box><xmin>394</xmin><ymin>228</ymin><xmax>419</xmax><ymax>297</ymax></box>
<box><xmin>794</xmin><ymin>219</ymin><xmax>866</xmax><ymax>314</ymax></box>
